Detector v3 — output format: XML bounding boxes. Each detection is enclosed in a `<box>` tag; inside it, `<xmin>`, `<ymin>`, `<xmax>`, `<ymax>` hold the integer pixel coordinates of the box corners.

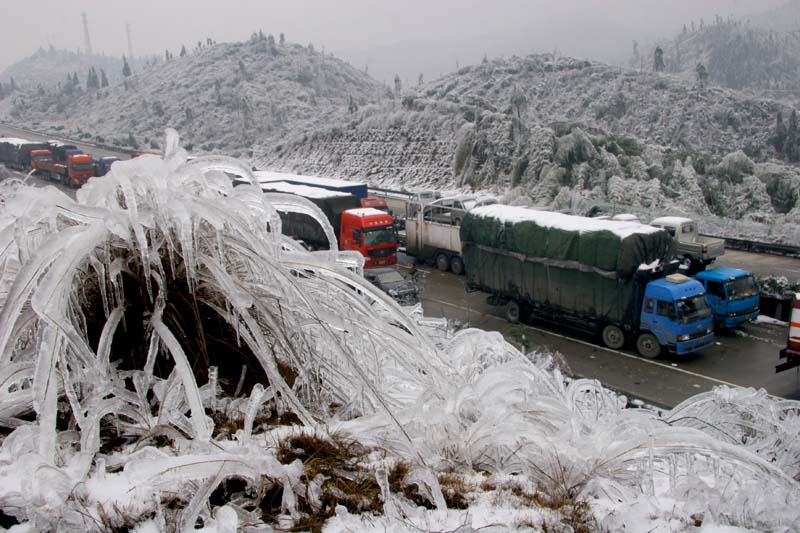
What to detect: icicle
<box><xmin>33</xmin><ymin>327</ymin><xmax>61</xmax><ymax>464</ymax></box>
<box><xmin>207</xmin><ymin>366</ymin><xmax>218</xmax><ymax>411</ymax></box>
<box><xmin>151</xmin><ymin>306</ymin><xmax>212</xmax><ymax>442</ymax></box>
<box><xmin>243</xmin><ymin>383</ymin><xmax>265</xmax><ymax>444</ymax></box>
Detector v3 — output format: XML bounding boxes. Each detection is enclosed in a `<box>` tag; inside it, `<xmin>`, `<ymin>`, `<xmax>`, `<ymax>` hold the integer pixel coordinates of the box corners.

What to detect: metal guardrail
<box><xmin>704</xmin><ymin>234</ymin><xmax>800</xmax><ymax>258</ymax></box>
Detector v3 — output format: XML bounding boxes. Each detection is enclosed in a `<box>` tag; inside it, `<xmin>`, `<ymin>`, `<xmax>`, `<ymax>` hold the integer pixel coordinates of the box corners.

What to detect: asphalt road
<box><xmin>399</xmin><ymin>255</ymin><xmax>800</xmax><ymax>408</ymax></box>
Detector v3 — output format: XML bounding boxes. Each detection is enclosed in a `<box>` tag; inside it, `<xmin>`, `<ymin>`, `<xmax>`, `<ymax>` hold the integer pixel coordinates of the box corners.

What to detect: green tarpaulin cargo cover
<box><xmin>460</xmin><ymin>206</ymin><xmax>672</xmax><ymax>279</ymax></box>
<box><xmin>460</xmin><ymin>206</ymin><xmax>674</xmax><ymax>326</ymax></box>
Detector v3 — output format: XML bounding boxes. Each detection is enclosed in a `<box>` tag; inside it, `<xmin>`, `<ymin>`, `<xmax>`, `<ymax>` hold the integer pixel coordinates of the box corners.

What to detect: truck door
<box><xmin>648</xmin><ymin>299</ymin><xmax>677</xmax><ymax>345</ymax></box>
<box><xmin>704</xmin><ymin>280</ymin><xmax>726</xmax><ymax>318</ymax></box>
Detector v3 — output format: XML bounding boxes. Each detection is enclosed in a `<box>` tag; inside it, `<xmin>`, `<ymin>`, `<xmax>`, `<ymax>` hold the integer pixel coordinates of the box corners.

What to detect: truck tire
<box><xmin>436</xmin><ymin>253</ymin><xmax>450</xmax><ymax>272</ymax></box>
<box><xmin>450</xmin><ymin>256</ymin><xmax>464</xmax><ymax>276</ymax></box>
<box><xmin>636</xmin><ymin>333</ymin><xmax>661</xmax><ymax>359</ymax></box>
<box><xmin>505</xmin><ymin>300</ymin><xmax>521</xmax><ymax>323</ymax></box>
<box><xmin>601</xmin><ymin>325</ymin><xmax>625</xmax><ymax>350</ymax></box>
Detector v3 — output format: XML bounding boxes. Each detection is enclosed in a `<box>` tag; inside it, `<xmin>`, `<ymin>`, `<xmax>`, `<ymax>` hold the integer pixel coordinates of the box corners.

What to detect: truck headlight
<box><xmin>678</xmin><ymin>334</ymin><xmax>690</xmax><ymax>341</ymax></box>
<box><xmin>706</xmin><ymin>328</ymin><xmax>712</xmax><ymax>334</ymax></box>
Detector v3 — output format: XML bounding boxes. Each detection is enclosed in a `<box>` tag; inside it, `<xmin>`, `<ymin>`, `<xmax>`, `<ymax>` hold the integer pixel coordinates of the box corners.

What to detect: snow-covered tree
<box><xmin>180</xmin><ymin>45</ymin><xmax>187</xmax><ymax>57</ymax></box>
<box><xmin>122</xmin><ymin>55</ymin><xmax>131</xmax><ymax>77</ymax></box>
<box><xmin>394</xmin><ymin>74</ymin><xmax>401</xmax><ymax>98</ymax></box>
<box><xmin>100</xmin><ymin>68</ymin><xmax>109</xmax><ymax>88</ymax></box>
<box><xmin>279</xmin><ymin>33</ymin><xmax>285</xmax><ymax>45</ymax></box>
<box><xmin>654</xmin><ymin>47</ymin><xmax>665</xmax><ymax>72</ymax></box>
<box><xmin>696</xmin><ymin>63</ymin><xmax>709</xmax><ymax>88</ymax></box>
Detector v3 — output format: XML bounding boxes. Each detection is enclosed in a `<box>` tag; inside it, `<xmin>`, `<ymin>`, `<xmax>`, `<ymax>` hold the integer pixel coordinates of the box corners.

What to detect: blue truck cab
<box><xmin>695</xmin><ymin>267</ymin><xmax>759</xmax><ymax>329</ymax></box>
<box><xmin>94</xmin><ymin>156</ymin><xmax>120</xmax><ymax>177</ymax></box>
<box><xmin>639</xmin><ymin>273</ymin><xmax>714</xmax><ymax>356</ymax></box>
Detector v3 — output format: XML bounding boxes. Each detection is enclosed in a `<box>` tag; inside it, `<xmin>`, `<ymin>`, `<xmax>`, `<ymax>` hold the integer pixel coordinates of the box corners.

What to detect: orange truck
<box><xmin>252</xmin><ymin>181</ymin><xmax>398</xmax><ymax>268</ymax></box>
<box><xmin>31</xmin><ymin>146</ymin><xmax>95</xmax><ymax>187</ymax></box>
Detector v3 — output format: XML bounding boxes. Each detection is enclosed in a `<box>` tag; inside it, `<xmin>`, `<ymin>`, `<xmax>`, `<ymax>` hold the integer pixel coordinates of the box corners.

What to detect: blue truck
<box><xmin>94</xmin><ymin>156</ymin><xmax>121</xmax><ymax>177</ymax></box>
<box><xmin>694</xmin><ymin>267</ymin><xmax>760</xmax><ymax>329</ymax></box>
<box><xmin>461</xmin><ymin>206</ymin><xmax>714</xmax><ymax>359</ymax></box>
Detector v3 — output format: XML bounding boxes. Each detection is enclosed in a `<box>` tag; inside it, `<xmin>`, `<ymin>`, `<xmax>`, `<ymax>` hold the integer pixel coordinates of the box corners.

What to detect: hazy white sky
<box><xmin>0</xmin><ymin>0</ymin><xmax>787</xmax><ymax>80</ymax></box>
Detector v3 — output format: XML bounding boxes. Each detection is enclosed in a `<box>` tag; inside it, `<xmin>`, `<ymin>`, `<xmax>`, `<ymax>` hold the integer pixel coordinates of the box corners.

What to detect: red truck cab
<box><xmin>66</xmin><ymin>154</ymin><xmax>96</xmax><ymax>186</ymax></box>
<box><xmin>30</xmin><ymin>149</ymin><xmax>53</xmax><ymax>170</ymax></box>
<box><xmin>340</xmin><ymin>208</ymin><xmax>398</xmax><ymax>268</ymax></box>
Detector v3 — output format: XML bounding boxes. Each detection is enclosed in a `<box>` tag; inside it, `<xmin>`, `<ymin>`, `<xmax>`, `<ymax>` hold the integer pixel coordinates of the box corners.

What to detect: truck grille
<box><xmin>368</xmin><ymin>247</ymin><xmax>396</xmax><ymax>258</ymax></box>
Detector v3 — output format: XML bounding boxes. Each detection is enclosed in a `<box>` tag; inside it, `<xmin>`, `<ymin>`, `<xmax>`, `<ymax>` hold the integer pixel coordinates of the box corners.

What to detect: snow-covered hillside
<box><xmin>0</xmin><ymin>133</ymin><xmax>797</xmax><ymax>531</ymax></box>
<box><xmin>2</xmin><ymin>36</ymin><xmax>384</xmax><ymax>158</ymax></box>
<box><xmin>642</xmin><ymin>18</ymin><xmax>800</xmax><ymax>98</ymax></box>
<box><xmin>261</xmin><ymin>54</ymin><xmax>800</xmax><ymax>244</ymax></box>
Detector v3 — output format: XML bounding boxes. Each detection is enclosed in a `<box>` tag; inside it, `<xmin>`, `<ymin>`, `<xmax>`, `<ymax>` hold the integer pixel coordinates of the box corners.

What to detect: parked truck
<box><xmin>248</xmin><ymin>181</ymin><xmax>398</xmax><ymax>268</ymax></box>
<box><xmin>777</xmin><ymin>293</ymin><xmax>800</xmax><ymax>373</ymax></box>
<box><xmin>254</xmin><ymin>170</ymin><xmax>369</xmax><ymax>199</ymax></box>
<box><xmin>31</xmin><ymin>146</ymin><xmax>95</xmax><ymax>187</ymax></box>
<box><xmin>461</xmin><ymin>205</ymin><xmax>715</xmax><ymax>358</ymax></box>
<box><xmin>694</xmin><ymin>267</ymin><xmax>760</xmax><ymax>329</ymax></box>
<box><xmin>405</xmin><ymin>202</ymin><xmax>465</xmax><ymax>274</ymax></box>
<box><xmin>94</xmin><ymin>156</ymin><xmax>121</xmax><ymax>177</ymax></box>
<box><xmin>649</xmin><ymin>217</ymin><xmax>725</xmax><ymax>272</ymax></box>
<box><xmin>0</xmin><ymin>138</ymin><xmax>51</xmax><ymax>170</ymax></box>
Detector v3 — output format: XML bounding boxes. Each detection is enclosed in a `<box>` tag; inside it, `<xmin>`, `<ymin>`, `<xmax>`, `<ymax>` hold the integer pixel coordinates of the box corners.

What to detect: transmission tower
<box><xmin>81</xmin><ymin>12</ymin><xmax>93</xmax><ymax>58</ymax></box>
<box><xmin>126</xmin><ymin>23</ymin><xmax>135</xmax><ymax>65</ymax></box>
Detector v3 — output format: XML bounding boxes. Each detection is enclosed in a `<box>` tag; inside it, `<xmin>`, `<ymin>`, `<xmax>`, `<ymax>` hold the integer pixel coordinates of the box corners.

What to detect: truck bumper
<box><xmin>718</xmin><ymin>308</ymin><xmax>759</xmax><ymax>329</ymax></box>
<box><xmin>673</xmin><ymin>333</ymin><xmax>714</xmax><ymax>355</ymax></box>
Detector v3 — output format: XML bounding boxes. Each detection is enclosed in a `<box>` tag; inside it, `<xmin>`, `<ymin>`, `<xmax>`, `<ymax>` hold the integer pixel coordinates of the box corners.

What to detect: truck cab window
<box><xmin>657</xmin><ymin>300</ymin><xmax>676</xmax><ymax>320</ymax></box>
<box><xmin>706</xmin><ymin>281</ymin><xmax>725</xmax><ymax>299</ymax></box>
<box><xmin>682</xmin><ymin>224</ymin><xmax>694</xmax><ymax>234</ymax></box>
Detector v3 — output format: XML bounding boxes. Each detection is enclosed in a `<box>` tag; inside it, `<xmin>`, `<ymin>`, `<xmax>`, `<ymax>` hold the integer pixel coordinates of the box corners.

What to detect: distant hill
<box><xmin>0</xmin><ymin>47</ymin><xmax>132</xmax><ymax>90</ymax></box>
<box><xmin>0</xmin><ymin>36</ymin><xmax>385</xmax><ymax>157</ymax></box>
<box><xmin>746</xmin><ymin>0</ymin><xmax>800</xmax><ymax>32</ymax></box>
<box><xmin>640</xmin><ymin>18</ymin><xmax>800</xmax><ymax>98</ymax></box>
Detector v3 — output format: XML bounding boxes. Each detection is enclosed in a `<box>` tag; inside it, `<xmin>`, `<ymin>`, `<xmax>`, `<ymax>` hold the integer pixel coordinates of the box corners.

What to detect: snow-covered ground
<box><xmin>0</xmin><ymin>131</ymin><xmax>797</xmax><ymax>532</ymax></box>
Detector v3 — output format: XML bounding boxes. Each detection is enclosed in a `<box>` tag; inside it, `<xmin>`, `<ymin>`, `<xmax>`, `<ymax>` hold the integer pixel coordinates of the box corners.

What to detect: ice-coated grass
<box><xmin>0</xmin><ymin>131</ymin><xmax>797</xmax><ymax>531</ymax></box>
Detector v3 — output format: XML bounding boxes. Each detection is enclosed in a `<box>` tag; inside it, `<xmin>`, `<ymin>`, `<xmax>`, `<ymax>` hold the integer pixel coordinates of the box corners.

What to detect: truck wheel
<box><xmin>601</xmin><ymin>325</ymin><xmax>625</xmax><ymax>350</ymax></box>
<box><xmin>636</xmin><ymin>333</ymin><xmax>661</xmax><ymax>359</ymax></box>
<box><xmin>436</xmin><ymin>253</ymin><xmax>450</xmax><ymax>272</ymax></box>
<box><xmin>505</xmin><ymin>300</ymin><xmax>521</xmax><ymax>323</ymax></box>
<box><xmin>450</xmin><ymin>256</ymin><xmax>464</xmax><ymax>275</ymax></box>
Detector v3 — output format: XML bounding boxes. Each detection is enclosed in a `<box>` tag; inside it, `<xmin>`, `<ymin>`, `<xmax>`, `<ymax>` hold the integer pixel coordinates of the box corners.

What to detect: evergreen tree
<box><xmin>100</xmin><ymin>69</ymin><xmax>109</xmax><ymax>88</ymax></box>
<box><xmin>348</xmin><ymin>94</ymin><xmax>358</xmax><ymax>114</ymax></box>
<box><xmin>267</xmin><ymin>34</ymin><xmax>276</xmax><ymax>51</ymax></box>
<box><xmin>9</xmin><ymin>77</ymin><xmax>16</xmax><ymax>91</ymax></box>
<box><xmin>394</xmin><ymin>74</ymin><xmax>401</xmax><ymax>97</ymax></box>
<box><xmin>418</xmin><ymin>73</ymin><xmax>423</xmax><ymax>86</ymax></box>
<box><xmin>258</xmin><ymin>29</ymin><xmax>265</xmax><ymax>41</ymax></box>
<box><xmin>654</xmin><ymin>47</ymin><xmax>665</xmax><ymax>72</ymax></box>
<box><xmin>787</xmin><ymin>110</ymin><xmax>799</xmax><ymax>162</ymax></box>
<box><xmin>696</xmin><ymin>63</ymin><xmax>709</xmax><ymax>88</ymax></box>
<box><xmin>279</xmin><ymin>33</ymin><xmax>285</xmax><ymax>45</ymax></box>
<box><xmin>122</xmin><ymin>55</ymin><xmax>131</xmax><ymax>77</ymax></box>
<box><xmin>774</xmin><ymin>111</ymin><xmax>788</xmax><ymax>154</ymax></box>
<box><xmin>180</xmin><ymin>45</ymin><xmax>187</xmax><ymax>57</ymax></box>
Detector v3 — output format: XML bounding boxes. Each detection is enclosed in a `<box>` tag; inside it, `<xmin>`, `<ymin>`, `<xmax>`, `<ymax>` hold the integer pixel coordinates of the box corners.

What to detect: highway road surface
<box><xmin>400</xmin><ymin>255</ymin><xmax>800</xmax><ymax>408</ymax></box>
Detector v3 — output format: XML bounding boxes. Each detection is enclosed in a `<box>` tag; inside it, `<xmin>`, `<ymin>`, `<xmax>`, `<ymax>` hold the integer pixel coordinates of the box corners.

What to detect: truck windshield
<box><xmin>71</xmin><ymin>162</ymin><xmax>93</xmax><ymax>171</ymax></box>
<box><xmin>725</xmin><ymin>276</ymin><xmax>757</xmax><ymax>301</ymax></box>
<box><xmin>676</xmin><ymin>295</ymin><xmax>712</xmax><ymax>322</ymax></box>
<box><xmin>363</xmin><ymin>226</ymin><xmax>396</xmax><ymax>246</ymax></box>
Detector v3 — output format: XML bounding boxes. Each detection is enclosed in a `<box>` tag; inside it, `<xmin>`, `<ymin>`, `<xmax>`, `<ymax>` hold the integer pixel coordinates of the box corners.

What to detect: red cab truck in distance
<box><xmin>31</xmin><ymin>149</ymin><xmax>95</xmax><ymax>187</ymax></box>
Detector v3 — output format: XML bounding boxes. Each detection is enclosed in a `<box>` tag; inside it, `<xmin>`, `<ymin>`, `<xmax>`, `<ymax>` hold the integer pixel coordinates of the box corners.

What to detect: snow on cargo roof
<box><xmin>259</xmin><ymin>181</ymin><xmax>351</xmax><ymax>198</ymax></box>
<box><xmin>469</xmin><ymin>205</ymin><xmax>662</xmax><ymax>239</ymax></box>
<box><xmin>254</xmin><ymin>170</ymin><xmax>364</xmax><ymax>189</ymax></box>
<box><xmin>0</xmin><ymin>138</ymin><xmax>31</xmax><ymax>146</ymax></box>
<box><xmin>650</xmin><ymin>216</ymin><xmax>693</xmax><ymax>225</ymax></box>
<box><xmin>346</xmin><ymin>208</ymin><xmax>388</xmax><ymax>217</ymax></box>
